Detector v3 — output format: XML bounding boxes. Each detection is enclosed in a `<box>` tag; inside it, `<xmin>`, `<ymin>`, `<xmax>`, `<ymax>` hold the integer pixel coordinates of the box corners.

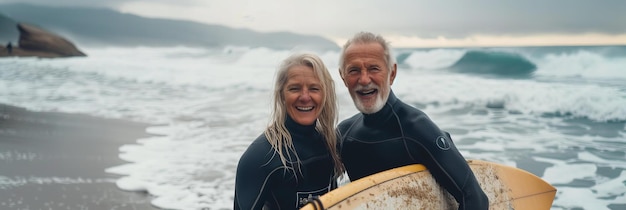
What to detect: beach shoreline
<box><xmin>0</xmin><ymin>103</ymin><xmax>159</xmax><ymax>210</ymax></box>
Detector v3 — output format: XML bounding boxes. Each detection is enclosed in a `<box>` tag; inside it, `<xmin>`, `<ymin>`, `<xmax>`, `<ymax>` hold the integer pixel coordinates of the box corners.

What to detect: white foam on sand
<box><xmin>0</xmin><ymin>176</ymin><xmax>116</xmax><ymax>189</ymax></box>
<box><xmin>0</xmin><ymin>151</ymin><xmax>38</xmax><ymax>161</ymax></box>
<box><xmin>106</xmin><ymin>121</ymin><xmax>255</xmax><ymax>209</ymax></box>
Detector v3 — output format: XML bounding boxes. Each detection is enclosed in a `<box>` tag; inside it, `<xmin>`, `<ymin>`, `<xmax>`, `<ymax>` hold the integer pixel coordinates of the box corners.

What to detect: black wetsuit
<box><xmin>338</xmin><ymin>91</ymin><xmax>489</xmax><ymax>210</ymax></box>
<box><xmin>234</xmin><ymin>116</ymin><xmax>336</xmax><ymax>210</ymax></box>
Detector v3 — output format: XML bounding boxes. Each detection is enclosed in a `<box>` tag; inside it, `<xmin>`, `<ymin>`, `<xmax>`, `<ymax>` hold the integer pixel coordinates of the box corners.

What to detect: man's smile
<box><xmin>356</xmin><ymin>89</ymin><xmax>377</xmax><ymax>96</ymax></box>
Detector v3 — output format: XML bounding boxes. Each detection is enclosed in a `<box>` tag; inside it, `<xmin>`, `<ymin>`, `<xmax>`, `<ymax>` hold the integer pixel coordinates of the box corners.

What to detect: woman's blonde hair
<box><xmin>264</xmin><ymin>53</ymin><xmax>345</xmax><ymax>177</ymax></box>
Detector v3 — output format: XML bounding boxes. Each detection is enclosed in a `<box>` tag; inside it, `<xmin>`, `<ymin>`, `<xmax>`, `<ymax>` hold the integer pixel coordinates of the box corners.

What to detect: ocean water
<box><xmin>0</xmin><ymin>45</ymin><xmax>625</xmax><ymax>210</ymax></box>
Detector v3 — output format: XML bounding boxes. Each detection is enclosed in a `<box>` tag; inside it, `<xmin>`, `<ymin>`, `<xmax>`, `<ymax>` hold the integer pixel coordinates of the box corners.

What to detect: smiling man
<box><xmin>341</xmin><ymin>39</ymin><xmax>394</xmax><ymax>114</ymax></box>
<box><xmin>337</xmin><ymin>32</ymin><xmax>489</xmax><ymax>210</ymax></box>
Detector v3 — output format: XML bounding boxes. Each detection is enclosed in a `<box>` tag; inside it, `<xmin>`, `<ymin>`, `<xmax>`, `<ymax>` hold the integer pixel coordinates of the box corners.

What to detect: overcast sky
<box><xmin>3</xmin><ymin>0</ymin><xmax>626</xmax><ymax>47</ymax></box>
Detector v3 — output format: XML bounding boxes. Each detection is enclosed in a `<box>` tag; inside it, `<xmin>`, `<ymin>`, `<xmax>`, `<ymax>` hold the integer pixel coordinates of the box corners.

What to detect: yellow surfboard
<box><xmin>301</xmin><ymin>160</ymin><xmax>556</xmax><ymax>210</ymax></box>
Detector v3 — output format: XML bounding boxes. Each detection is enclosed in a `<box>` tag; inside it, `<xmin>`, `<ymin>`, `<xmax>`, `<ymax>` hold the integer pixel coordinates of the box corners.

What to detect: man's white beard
<box><xmin>352</xmin><ymin>84</ymin><xmax>388</xmax><ymax>114</ymax></box>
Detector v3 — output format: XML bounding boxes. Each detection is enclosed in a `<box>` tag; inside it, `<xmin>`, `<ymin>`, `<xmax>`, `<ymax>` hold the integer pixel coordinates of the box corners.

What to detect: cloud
<box><xmin>324</xmin><ymin>0</ymin><xmax>626</xmax><ymax>38</ymax></box>
<box><xmin>2</xmin><ymin>0</ymin><xmax>625</xmax><ymax>46</ymax></box>
<box><xmin>0</xmin><ymin>0</ymin><xmax>129</xmax><ymax>8</ymax></box>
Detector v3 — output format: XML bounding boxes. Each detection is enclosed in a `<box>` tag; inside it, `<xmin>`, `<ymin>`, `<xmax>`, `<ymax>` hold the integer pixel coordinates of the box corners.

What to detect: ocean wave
<box><xmin>400</xmin><ymin>49</ymin><xmax>466</xmax><ymax>70</ymax></box>
<box><xmin>534</xmin><ymin>50</ymin><xmax>626</xmax><ymax>80</ymax></box>
<box><xmin>447</xmin><ymin>51</ymin><xmax>537</xmax><ymax>78</ymax></box>
<box><xmin>400</xmin><ymin>46</ymin><xmax>626</xmax><ymax>82</ymax></box>
<box><xmin>393</xmin><ymin>73</ymin><xmax>626</xmax><ymax>122</ymax></box>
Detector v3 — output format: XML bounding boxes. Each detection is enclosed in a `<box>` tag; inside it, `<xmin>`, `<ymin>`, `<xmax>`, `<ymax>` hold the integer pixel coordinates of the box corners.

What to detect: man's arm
<box><xmin>406</xmin><ymin>115</ymin><xmax>489</xmax><ymax>210</ymax></box>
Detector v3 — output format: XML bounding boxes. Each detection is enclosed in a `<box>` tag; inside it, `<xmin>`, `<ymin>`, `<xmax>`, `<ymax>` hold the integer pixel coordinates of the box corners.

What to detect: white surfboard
<box><xmin>301</xmin><ymin>160</ymin><xmax>556</xmax><ymax>210</ymax></box>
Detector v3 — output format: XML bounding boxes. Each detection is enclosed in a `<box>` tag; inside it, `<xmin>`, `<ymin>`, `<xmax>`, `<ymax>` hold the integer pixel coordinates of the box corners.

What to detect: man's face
<box><xmin>283</xmin><ymin>65</ymin><xmax>324</xmax><ymax>125</ymax></box>
<box><xmin>340</xmin><ymin>42</ymin><xmax>396</xmax><ymax>114</ymax></box>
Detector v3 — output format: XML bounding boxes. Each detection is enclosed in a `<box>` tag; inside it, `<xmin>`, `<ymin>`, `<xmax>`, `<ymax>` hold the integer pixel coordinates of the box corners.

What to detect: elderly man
<box><xmin>337</xmin><ymin>32</ymin><xmax>489</xmax><ymax>210</ymax></box>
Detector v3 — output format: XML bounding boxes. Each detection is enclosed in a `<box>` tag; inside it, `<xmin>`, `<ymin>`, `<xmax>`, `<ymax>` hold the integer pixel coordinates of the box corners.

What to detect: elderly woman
<box><xmin>234</xmin><ymin>53</ymin><xmax>344</xmax><ymax>209</ymax></box>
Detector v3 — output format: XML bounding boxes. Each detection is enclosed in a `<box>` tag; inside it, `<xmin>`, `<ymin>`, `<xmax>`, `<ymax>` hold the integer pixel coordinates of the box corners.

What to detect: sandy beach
<box><xmin>0</xmin><ymin>104</ymin><xmax>159</xmax><ymax>210</ymax></box>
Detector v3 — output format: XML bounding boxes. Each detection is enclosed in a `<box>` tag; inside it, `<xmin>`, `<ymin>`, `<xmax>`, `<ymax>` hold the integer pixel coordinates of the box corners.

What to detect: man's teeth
<box><xmin>358</xmin><ymin>89</ymin><xmax>376</xmax><ymax>95</ymax></box>
<box><xmin>296</xmin><ymin>106</ymin><xmax>313</xmax><ymax>111</ymax></box>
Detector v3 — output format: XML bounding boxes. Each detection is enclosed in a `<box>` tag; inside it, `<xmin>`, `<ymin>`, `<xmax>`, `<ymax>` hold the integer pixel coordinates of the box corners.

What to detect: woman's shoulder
<box><xmin>238</xmin><ymin>133</ymin><xmax>281</xmax><ymax>168</ymax></box>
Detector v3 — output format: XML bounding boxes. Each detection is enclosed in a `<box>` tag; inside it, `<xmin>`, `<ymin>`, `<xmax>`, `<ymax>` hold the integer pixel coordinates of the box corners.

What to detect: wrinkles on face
<box><xmin>341</xmin><ymin>43</ymin><xmax>394</xmax><ymax>114</ymax></box>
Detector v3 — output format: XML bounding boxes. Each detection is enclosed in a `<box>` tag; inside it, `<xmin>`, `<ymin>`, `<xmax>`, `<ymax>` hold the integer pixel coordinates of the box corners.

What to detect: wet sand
<box><xmin>0</xmin><ymin>104</ymin><xmax>159</xmax><ymax>209</ymax></box>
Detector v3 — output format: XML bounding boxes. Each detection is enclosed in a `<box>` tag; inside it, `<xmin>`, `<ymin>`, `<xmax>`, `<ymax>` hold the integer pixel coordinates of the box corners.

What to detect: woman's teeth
<box><xmin>296</xmin><ymin>106</ymin><xmax>313</xmax><ymax>111</ymax></box>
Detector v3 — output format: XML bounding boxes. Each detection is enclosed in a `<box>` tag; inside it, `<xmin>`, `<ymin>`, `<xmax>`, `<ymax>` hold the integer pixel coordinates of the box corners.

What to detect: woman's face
<box><xmin>283</xmin><ymin>65</ymin><xmax>323</xmax><ymax>125</ymax></box>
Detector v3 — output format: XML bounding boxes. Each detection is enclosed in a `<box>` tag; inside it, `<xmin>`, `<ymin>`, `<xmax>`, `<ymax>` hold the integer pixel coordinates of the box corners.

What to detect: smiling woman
<box><xmin>233</xmin><ymin>53</ymin><xmax>345</xmax><ymax>209</ymax></box>
<box><xmin>284</xmin><ymin>65</ymin><xmax>324</xmax><ymax>126</ymax></box>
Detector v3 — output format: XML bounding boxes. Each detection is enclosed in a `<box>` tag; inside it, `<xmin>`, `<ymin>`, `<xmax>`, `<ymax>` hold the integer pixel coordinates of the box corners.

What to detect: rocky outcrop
<box><xmin>0</xmin><ymin>23</ymin><xmax>86</xmax><ymax>58</ymax></box>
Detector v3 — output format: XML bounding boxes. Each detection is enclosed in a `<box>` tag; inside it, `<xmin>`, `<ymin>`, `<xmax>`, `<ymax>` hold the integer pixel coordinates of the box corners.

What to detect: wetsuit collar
<box><xmin>285</xmin><ymin>114</ymin><xmax>318</xmax><ymax>136</ymax></box>
<box><xmin>361</xmin><ymin>90</ymin><xmax>399</xmax><ymax>127</ymax></box>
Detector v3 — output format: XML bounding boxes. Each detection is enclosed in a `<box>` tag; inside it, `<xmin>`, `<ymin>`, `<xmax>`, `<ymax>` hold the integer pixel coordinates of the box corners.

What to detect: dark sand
<box><xmin>0</xmin><ymin>104</ymin><xmax>159</xmax><ymax>210</ymax></box>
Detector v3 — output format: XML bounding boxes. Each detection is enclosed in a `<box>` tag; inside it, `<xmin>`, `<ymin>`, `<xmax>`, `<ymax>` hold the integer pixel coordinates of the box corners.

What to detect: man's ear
<box><xmin>389</xmin><ymin>63</ymin><xmax>397</xmax><ymax>85</ymax></box>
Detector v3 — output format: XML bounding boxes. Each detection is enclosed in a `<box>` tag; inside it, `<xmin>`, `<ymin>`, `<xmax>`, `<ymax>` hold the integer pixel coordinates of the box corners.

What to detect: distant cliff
<box><xmin>0</xmin><ymin>3</ymin><xmax>339</xmax><ymax>50</ymax></box>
